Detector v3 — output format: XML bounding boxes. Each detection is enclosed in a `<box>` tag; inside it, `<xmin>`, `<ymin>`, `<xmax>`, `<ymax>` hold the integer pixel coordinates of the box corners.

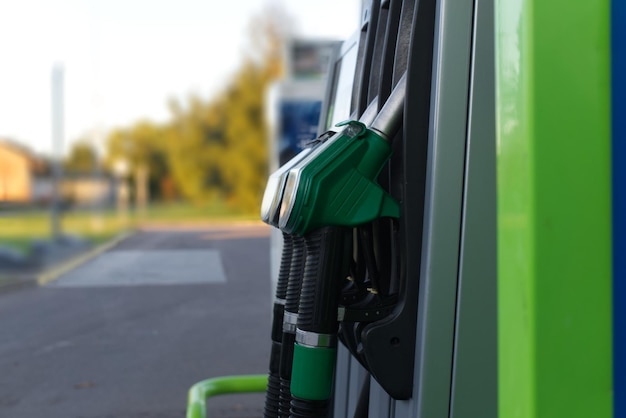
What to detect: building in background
<box><xmin>0</xmin><ymin>139</ymin><xmax>114</xmax><ymax>207</ymax></box>
<box><xmin>0</xmin><ymin>139</ymin><xmax>49</xmax><ymax>203</ymax></box>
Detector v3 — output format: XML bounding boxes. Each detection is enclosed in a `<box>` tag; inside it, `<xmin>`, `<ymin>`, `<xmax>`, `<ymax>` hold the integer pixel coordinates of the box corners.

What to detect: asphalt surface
<box><xmin>0</xmin><ymin>224</ymin><xmax>273</xmax><ymax>418</ymax></box>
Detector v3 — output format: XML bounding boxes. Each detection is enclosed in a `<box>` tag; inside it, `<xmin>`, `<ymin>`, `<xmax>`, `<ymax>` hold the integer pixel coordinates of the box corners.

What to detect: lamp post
<box><xmin>51</xmin><ymin>64</ymin><xmax>65</xmax><ymax>241</ymax></box>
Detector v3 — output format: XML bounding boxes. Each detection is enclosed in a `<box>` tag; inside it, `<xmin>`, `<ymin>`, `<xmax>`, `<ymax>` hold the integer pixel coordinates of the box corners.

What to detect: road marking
<box><xmin>37</xmin><ymin>231</ymin><xmax>135</xmax><ymax>286</ymax></box>
<box><xmin>48</xmin><ymin>250</ymin><xmax>227</xmax><ymax>287</ymax></box>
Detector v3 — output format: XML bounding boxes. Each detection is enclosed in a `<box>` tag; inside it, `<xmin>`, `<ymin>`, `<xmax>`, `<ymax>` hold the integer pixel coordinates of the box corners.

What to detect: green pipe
<box><xmin>186</xmin><ymin>374</ymin><xmax>268</xmax><ymax>418</ymax></box>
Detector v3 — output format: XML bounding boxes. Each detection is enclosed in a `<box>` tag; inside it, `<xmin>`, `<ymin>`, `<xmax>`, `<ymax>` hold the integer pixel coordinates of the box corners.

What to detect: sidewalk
<box><xmin>0</xmin><ymin>231</ymin><xmax>135</xmax><ymax>293</ymax></box>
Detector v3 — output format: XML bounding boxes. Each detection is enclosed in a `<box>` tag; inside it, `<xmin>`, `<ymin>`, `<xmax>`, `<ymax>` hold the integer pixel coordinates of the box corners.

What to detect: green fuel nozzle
<box><xmin>281</xmin><ymin>75</ymin><xmax>407</xmax><ymax>417</ymax></box>
<box><xmin>278</xmin><ymin>74</ymin><xmax>406</xmax><ymax>236</ymax></box>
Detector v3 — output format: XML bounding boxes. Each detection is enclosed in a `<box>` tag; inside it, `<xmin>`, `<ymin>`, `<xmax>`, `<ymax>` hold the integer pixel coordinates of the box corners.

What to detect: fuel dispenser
<box><xmin>189</xmin><ymin>0</ymin><xmax>496</xmax><ymax>415</ymax></box>
<box><xmin>188</xmin><ymin>0</ymin><xmax>617</xmax><ymax>414</ymax></box>
<box><xmin>262</xmin><ymin>77</ymin><xmax>405</xmax><ymax>415</ymax></box>
<box><xmin>260</xmin><ymin>0</ymin><xmax>497</xmax><ymax>416</ymax></box>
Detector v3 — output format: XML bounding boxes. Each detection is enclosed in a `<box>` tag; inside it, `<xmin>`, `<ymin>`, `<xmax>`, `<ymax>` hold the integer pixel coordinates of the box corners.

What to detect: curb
<box><xmin>37</xmin><ymin>230</ymin><xmax>136</xmax><ymax>286</ymax></box>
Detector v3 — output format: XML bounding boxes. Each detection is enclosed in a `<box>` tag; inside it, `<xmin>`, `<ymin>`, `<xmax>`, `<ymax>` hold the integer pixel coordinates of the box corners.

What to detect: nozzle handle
<box><xmin>289</xmin><ymin>227</ymin><xmax>351</xmax><ymax>417</ymax></box>
<box><xmin>297</xmin><ymin>227</ymin><xmax>351</xmax><ymax>335</ymax></box>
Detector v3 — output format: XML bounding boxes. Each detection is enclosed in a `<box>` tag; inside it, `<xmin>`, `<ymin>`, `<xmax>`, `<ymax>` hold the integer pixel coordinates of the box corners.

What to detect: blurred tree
<box><xmin>219</xmin><ymin>60</ymin><xmax>273</xmax><ymax>211</ymax></box>
<box><xmin>246</xmin><ymin>3</ymin><xmax>292</xmax><ymax>80</ymax></box>
<box><xmin>102</xmin><ymin>7</ymin><xmax>291</xmax><ymax>213</ymax></box>
<box><xmin>165</xmin><ymin>97</ymin><xmax>228</xmax><ymax>205</ymax></box>
<box><xmin>64</xmin><ymin>140</ymin><xmax>97</xmax><ymax>173</ymax></box>
<box><xmin>105</xmin><ymin>121</ymin><xmax>171</xmax><ymax>202</ymax></box>
<box><xmin>165</xmin><ymin>8</ymin><xmax>289</xmax><ymax>212</ymax></box>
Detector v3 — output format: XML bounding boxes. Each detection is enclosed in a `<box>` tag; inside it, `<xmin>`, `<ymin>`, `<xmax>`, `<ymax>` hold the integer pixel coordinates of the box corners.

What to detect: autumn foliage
<box><xmin>100</xmin><ymin>11</ymin><xmax>287</xmax><ymax>214</ymax></box>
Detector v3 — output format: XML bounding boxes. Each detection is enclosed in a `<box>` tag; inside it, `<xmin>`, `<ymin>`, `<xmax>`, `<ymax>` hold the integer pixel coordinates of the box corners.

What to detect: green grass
<box><xmin>0</xmin><ymin>201</ymin><xmax>260</xmax><ymax>255</ymax></box>
<box><xmin>0</xmin><ymin>211</ymin><xmax>128</xmax><ymax>256</ymax></box>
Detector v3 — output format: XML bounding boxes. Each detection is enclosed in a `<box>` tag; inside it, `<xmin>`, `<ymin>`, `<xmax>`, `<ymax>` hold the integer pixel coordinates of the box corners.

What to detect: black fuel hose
<box><xmin>278</xmin><ymin>236</ymin><xmax>306</xmax><ymax>417</ymax></box>
<box><xmin>263</xmin><ymin>233</ymin><xmax>294</xmax><ymax>418</ymax></box>
<box><xmin>289</xmin><ymin>226</ymin><xmax>352</xmax><ymax>418</ymax></box>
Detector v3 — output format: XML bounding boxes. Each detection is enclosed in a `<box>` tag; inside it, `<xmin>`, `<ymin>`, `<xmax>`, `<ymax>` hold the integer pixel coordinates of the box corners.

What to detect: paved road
<box><xmin>0</xmin><ymin>224</ymin><xmax>273</xmax><ymax>418</ymax></box>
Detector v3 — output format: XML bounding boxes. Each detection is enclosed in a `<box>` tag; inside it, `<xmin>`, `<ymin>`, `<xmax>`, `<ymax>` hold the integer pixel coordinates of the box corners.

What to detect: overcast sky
<box><xmin>0</xmin><ymin>0</ymin><xmax>361</xmax><ymax>155</ymax></box>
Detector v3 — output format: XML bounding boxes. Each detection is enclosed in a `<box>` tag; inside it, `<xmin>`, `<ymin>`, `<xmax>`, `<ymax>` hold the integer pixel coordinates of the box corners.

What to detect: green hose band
<box><xmin>290</xmin><ymin>343</ymin><xmax>337</xmax><ymax>400</ymax></box>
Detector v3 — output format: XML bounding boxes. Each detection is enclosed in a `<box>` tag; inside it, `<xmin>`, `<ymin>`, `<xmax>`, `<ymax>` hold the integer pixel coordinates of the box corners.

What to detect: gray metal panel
<box><xmin>448</xmin><ymin>0</ymin><xmax>497</xmax><ymax>415</ymax></box>
<box><xmin>333</xmin><ymin>343</ymin><xmax>353</xmax><ymax>418</ymax></box>
<box><xmin>369</xmin><ymin>376</ymin><xmax>393</xmax><ymax>417</ymax></box>
<box><xmin>346</xmin><ymin>357</ymin><xmax>368</xmax><ymax>415</ymax></box>
<box><xmin>334</xmin><ymin>344</ymin><xmax>369</xmax><ymax>417</ymax></box>
<box><xmin>393</xmin><ymin>0</ymin><xmax>475</xmax><ymax>416</ymax></box>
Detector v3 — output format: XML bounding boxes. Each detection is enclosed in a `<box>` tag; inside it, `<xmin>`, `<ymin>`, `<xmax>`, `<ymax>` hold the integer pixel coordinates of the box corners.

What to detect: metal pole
<box><xmin>51</xmin><ymin>64</ymin><xmax>64</xmax><ymax>241</ymax></box>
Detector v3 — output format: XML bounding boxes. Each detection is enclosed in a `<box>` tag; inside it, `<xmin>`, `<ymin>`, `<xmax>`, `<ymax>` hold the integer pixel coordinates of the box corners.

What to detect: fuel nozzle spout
<box><xmin>357</xmin><ymin>97</ymin><xmax>379</xmax><ymax>126</ymax></box>
<box><xmin>369</xmin><ymin>73</ymin><xmax>407</xmax><ymax>142</ymax></box>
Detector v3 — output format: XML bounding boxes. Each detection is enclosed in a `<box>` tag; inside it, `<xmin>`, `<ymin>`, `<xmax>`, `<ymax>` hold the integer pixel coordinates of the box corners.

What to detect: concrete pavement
<box><xmin>0</xmin><ymin>224</ymin><xmax>273</xmax><ymax>418</ymax></box>
<box><xmin>0</xmin><ymin>232</ymin><xmax>134</xmax><ymax>292</ymax></box>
